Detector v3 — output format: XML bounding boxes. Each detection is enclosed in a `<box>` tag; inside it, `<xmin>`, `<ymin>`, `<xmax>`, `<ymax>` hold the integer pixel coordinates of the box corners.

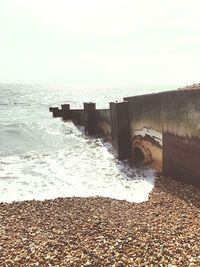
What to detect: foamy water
<box><xmin>0</xmin><ymin>84</ymin><xmax>174</xmax><ymax>203</ymax></box>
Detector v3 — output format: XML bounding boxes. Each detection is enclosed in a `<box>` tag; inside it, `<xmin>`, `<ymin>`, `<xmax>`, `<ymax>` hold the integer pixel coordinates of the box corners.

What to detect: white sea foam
<box><xmin>0</xmin><ymin>122</ymin><xmax>155</xmax><ymax>203</ymax></box>
<box><xmin>0</xmin><ymin>84</ymin><xmax>162</xmax><ymax>203</ymax></box>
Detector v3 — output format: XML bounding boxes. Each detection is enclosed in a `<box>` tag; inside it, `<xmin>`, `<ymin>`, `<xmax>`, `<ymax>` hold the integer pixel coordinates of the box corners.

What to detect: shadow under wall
<box><xmin>163</xmin><ymin>132</ymin><xmax>200</xmax><ymax>187</ymax></box>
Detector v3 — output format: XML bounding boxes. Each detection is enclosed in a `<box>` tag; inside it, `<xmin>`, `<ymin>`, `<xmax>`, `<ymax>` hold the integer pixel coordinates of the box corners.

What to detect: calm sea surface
<box><xmin>0</xmin><ymin>84</ymin><xmax>175</xmax><ymax>203</ymax></box>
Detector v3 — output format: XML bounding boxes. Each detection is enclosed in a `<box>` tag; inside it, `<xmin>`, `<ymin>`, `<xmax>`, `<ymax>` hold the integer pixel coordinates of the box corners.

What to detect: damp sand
<box><xmin>0</xmin><ymin>175</ymin><xmax>199</xmax><ymax>266</ymax></box>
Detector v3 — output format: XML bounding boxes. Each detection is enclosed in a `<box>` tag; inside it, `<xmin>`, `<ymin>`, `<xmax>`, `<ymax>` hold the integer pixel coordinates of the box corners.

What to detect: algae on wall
<box><xmin>125</xmin><ymin>89</ymin><xmax>200</xmax><ymax>186</ymax></box>
<box><xmin>124</xmin><ymin>93</ymin><xmax>163</xmax><ymax>172</ymax></box>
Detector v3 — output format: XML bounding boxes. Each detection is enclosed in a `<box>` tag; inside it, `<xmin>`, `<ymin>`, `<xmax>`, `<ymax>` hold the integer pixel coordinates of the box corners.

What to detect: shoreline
<box><xmin>0</xmin><ymin>175</ymin><xmax>199</xmax><ymax>266</ymax></box>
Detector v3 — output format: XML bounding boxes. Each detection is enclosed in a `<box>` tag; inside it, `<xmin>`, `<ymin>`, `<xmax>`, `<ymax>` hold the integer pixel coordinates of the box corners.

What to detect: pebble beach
<box><xmin>0</xmin><ymin>175</ymin><xmax>199</xmax><ymax>267</ymax></box>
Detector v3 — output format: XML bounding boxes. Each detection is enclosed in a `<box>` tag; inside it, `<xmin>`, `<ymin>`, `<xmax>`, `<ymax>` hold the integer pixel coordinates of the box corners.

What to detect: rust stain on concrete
<box><xmin>132</xmin><ymin>135</ymin><xmax>163</xmax><ymax>172</ymax></box>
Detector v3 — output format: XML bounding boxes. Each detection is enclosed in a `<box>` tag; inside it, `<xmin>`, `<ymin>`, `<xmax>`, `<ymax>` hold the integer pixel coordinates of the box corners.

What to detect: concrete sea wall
<box><xmin>162</xmin><ymin>90</ymin><xmax>200</xmax><ymax>186</ymax></box>
<box><xmin>124</xmin><ymin>94</ymin><xmax>163</xmax><ymax>172</ymax></box>
<box><xmin>50</xmin><ymin>87</ymin><xmax>200</xmax><ymax>187</ymax></box>
<box><xmin>125</xmin><ymin>89</ymin><xmax>200</xmax><ymax>186</ymax></box>
<box><xmin>49</xmin><ymin>103</ymin><xmax>111</xmax><ymax>140</ymax></box>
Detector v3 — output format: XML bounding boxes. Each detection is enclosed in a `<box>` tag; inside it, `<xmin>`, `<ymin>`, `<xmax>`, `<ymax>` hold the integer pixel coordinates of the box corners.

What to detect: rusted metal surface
<box><xmin>163</xmin><ymin>132</ymin><xmax>200</xmax><ymax>187</ymax></box>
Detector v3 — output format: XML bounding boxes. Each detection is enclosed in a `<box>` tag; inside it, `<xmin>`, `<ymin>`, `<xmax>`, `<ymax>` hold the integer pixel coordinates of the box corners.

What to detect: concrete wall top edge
<box><xmin>124</xmin><ymin>88</ymin><xmax>200</xmax><ymax>102</ymax></box>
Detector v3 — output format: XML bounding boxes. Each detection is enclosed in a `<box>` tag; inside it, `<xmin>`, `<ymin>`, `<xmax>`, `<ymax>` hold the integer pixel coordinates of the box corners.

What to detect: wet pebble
<box><xmin>0</xmin><ymin>175</ymin><xmax>199</xmax><ymax>266</ymax></box>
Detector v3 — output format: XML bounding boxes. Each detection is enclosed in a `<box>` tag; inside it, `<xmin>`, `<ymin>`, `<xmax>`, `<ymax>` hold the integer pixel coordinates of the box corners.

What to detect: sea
<box><xmin>0</xmin><ymin>84</ymin><xmax>175</xmax><ymax>203</ymax></box>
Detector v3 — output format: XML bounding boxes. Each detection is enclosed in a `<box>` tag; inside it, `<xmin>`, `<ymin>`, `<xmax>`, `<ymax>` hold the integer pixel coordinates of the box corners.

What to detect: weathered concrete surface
<box><xmin>124</xmin><ymin>94</ymin><xmax>163</xmax><ymax>172</ymax></box>
<box><xmin>96</xmin><ymin>109</ymin><xmax>112</xmax><ymax>142</ymax></box>
<box><xmin>163</xmin><ymin>133</ymin><xmax>200</xmax><ymax>186</ymax></box>
<box><xmin>125</xmin><ymin>87</ymin><xmax>200</xmax><ymax>186</ymax></box>
<box><xmin>70</xmin><ymin>109</ymin><xmax>85</xmax><ymax>126</ymax></box>
<box><xmin>162</xmin><ymin>90</ymin><xmax>200</xmax><ymax>137</ymax></box>
<box><xmin>162</xmin><ymin>89</ymin><xmax>200</xmax><ymax>186</ymax></box>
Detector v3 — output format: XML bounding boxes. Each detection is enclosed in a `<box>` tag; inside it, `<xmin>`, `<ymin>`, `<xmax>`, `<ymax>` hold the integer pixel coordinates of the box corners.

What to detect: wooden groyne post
<box><xmin>49</xmin><ymin>107</ymin><xmax>62</xmax><ymax>117</ymax></box>
<box><xmin>110</xmin><ymin>101</ymin><xmax>131</xmax><ymax>159</ymax></box>
<box><xmin>84</xmin><ymin>102</ymin><xmax>98</xmax><ymax>136</ymax></box>
<box><xmin>61</xmin><ymin>104</ymin><xmax>70</xmax><ymax>120</ymax></box>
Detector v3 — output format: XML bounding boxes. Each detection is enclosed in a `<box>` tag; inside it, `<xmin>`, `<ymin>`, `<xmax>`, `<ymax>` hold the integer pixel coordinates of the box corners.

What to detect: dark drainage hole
<box><xmin>134</xmin><ymin>147</ymin><xmax>145</xmax><ymax>162</ymax></box>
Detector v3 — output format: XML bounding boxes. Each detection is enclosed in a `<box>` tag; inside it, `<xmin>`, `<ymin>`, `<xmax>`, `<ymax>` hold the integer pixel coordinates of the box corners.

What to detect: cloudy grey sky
<box><xmin>0</xmin><ymin>0</ymin><xmax>200</xmax><ymax>87</ymax></box>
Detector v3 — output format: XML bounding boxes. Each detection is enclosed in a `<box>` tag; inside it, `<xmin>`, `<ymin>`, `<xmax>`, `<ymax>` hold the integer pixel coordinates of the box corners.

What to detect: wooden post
<box><xmin>61</xmin><ymin>104</ymin><xmax>70</xmax><ymax>120</ymax></box>
<box><xmin>83</xmin><ymin>102</ymin><xmax>98</xmax><ymax>136</ymax></box>
<box><xmin>49</xmin><ymin>107</ymin><xmax>62</xmax><ymax>117</ymax></box>
<box><xmin>110</xmin><ymin>101</ymin><xmax>131</xmax><ymax>159</ymax></box>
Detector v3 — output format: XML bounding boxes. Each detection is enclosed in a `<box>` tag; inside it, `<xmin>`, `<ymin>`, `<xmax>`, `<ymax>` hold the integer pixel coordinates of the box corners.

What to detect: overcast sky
<box><xmin>0</xmin><ymin>0</ymin><xmax>200</xmax><ymax>87</ymax></box>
